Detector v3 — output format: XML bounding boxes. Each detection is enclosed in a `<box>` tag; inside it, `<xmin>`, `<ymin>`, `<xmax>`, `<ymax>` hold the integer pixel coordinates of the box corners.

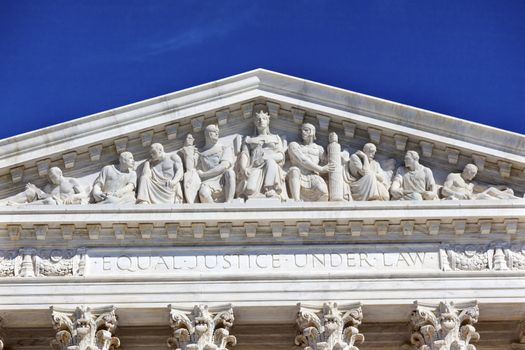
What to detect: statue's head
<box><xmin>363</xmin><ymin>143</ymin><xmax>377</xmax><ymax>159</ymax></box>
<box><xmin>48</xmin><ymin>167</ymin><xmax>63</xmax><ymax>185</ymax></box>
<box><xmin>204</xmin><ymin>124</ymin><xmax>219</xmax><ymax>145</ymax></box>
<box><xmin>404</xmin><ymin>150</ymin><xmax>420</xmax><ymax>169</ymax></box>
<box><xmin>184</xmin><ymin>133</ymin><xmax>195</xmax><ymax>146</ymax></box>
<box><xmin>329</xmin><ymin>132</ymin><xmax>338</xmax><ymax>143</ymax></box>
<box><xmin>119</xmin><ymin>151</ymin><xmax>135</xmax><ymax>171</ymax></box>
<box><xmin>463</xmin><ymin>163</ymin><xmax>478</xmax><ymax>181</ymax></box>
<box><xmin>301</xmin><ymin>123</ymin><xmax>316</xmax><ymax>142</ymax></box>
<box><xmin>150</xmin><ymin>143</ymin><xmax>165</xmax><ymax>161</ymax></box>
<box><xmin>254</xmin><ymin>110</ymin><xmax>270</xmax><ymax>131</ymax></box>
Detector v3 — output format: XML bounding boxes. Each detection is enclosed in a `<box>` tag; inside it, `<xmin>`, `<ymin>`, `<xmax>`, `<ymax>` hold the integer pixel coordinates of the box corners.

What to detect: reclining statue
<box><xmin>442</xmin><ymin>163</ymin><xmax>519</xmax><ymax>200</ymax></box>
<box><xmin>0</xmin><ymin>167</ymin><xmax>88</xmax><ymax>206</ymax></box>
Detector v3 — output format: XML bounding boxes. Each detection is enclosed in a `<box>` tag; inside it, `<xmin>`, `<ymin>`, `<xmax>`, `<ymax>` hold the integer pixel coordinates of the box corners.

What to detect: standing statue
<box><xmin>236</xmin><ymin>110</ymin><xmax>287</xmax><ymax>200</ymax></box>
<box><xmin>91</xmin><ymin>151</ymin><xmax>137</xmax><ymax>204</ymax></box>
<box><xmin>137</xmin><ymin>143</ymin><xmax>184</xmax><ymax>204</ymax></box>
<box><xmin>327</xmin><ymin>132</ymin><xmax>346</xmax><ymax>201</ymax></box>
<box><xmin>196</xmin><ymin>124</ymin><xmax>236</xmax><ymax>203</ymax></box>
<box><xmin>0</xmin><ymin>167</ymin><xmax>89</xmax><ymax>206</ymax></box>
<box><xmin>442</xmin><ymin>163</ymin><xmax>519</xmax><ymax>200</ymax></box>
<box><xmin>287</xmin><ymin>123</ymin><xmax>331</xmax><ymax>202</ymax></box>
<box><xmin>347</xmin><ymin>143</ymin><xmax>391</xmax><ymax>201</ymax></box>
<box><xmin>390</xmin><ymin>150</ymin><xmax>438</xmax><ymax>200</ymax></box>
<box><xmin>179</xmin><ymin>134</ymin><xmax>200</xmax><ymax>204</ymax></box>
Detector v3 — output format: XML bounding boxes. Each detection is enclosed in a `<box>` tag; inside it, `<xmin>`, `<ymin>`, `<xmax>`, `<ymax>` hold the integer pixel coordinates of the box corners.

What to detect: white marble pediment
<box><xmin>0</xmin><ymin>69</ymin><xmax>524</xmax><ymax>200</ymax></box>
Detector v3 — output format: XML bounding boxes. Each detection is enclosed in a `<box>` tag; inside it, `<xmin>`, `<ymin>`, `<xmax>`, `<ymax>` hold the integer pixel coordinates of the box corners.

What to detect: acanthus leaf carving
<box><xmin>406</xmin><ymin>301</ymin><xmax>479</xmax><ymax>350</ymax></box>
<box><xmin>168</xmin><ymin>304</ymin><xmax>236</xmax><ymax>350</ymax></box>
<box><xmin>295</xmin><ymin>302</ymin><xmax>364</xmax><ymax>350</ymax></box>
<box><xmin>50</xmin><ymin>305</ymin><xmax>120</xmax><ymax>350</ymax></box>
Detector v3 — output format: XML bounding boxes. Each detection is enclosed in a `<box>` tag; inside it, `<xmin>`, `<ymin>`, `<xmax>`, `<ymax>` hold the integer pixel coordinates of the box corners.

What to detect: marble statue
<box><xmin>442</xmin><ymin>163</ymin><xmax>519</xmax><ymax>200</ymax></box>
<box><xmin>327</xmin><ymin>132</ymin><xmax>347</xmax><ymax>201</ymax></box>
<box><xmin>390</xmin><ymin>150</ymin><xmax>438</xmax><ymax>200</ymax></box>
<box><xmin>347</xmin><ymin>143</ymin><xmax>391</xmax><ymax>201</ymax></box>
<box><xmin>91</xmin><ymin>151</ymin><xmax>137</xmax><ymax>204</ymax></box>
<box><xmin>0</xmin><ymin>167</ymin><xmax>89</xmax><ymax>206</ymax></box>
<box><xmin>137</xmin><ymin>143</ymin><xmax>183</xmax><ymax>204</ymax></box>
<box><xmin>236</xmin><ymin>110</ymin><xmax>287</xmax><ymax>200</ymax></box>
<box><xmin>287</xmin><ymin>123</ymin><xmax>331</xmax><ymax>202</ymax></box>
<box><xmin>179</xmin><ymin>134</ymin><xmax>200</xmax><ymax>204</ymax></box>
<box><xmin>196</xmin><ymin>125</ymin><xmax>236</xmax><ymax>203</ymax></box>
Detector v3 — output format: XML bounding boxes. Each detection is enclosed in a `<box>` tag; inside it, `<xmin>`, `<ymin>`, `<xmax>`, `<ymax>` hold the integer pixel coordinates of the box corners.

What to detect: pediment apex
<box><xmin>0</xmin><ymin>69</ymin><xmax>524</xmax><ymax>183</ymax></box>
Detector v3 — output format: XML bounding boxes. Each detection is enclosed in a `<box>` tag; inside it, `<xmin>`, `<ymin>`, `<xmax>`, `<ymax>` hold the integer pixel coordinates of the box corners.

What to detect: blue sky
<box><xmin>1</xmin><ymin>0</ymin><xmax>524</xmax><ymax>139</ymax></box>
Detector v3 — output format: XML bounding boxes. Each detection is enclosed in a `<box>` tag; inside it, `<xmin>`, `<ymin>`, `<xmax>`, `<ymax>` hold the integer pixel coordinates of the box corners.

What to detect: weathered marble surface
<box><xmin>0</xmin><ymin>167</ymin><xmax>89</xmax><ymax>206</ymax></box>
<box><xmin>2</xmin><ymin>242</ymin><xmax>525</xmax><ymax>279</ymax></box>
<box><xmin>137</xmin><ymin>143</ymin><xmax>183</xmax><ymax>204</ymax></box>
<box><xmin>1</xmin><ymin>114</ymin><xmax>522</xmax><ymax>206</ymax></box>
<box><xmin>50</xmin><ymin>305</ymin><xmax>119</xmax><ymax>350</ymax></box>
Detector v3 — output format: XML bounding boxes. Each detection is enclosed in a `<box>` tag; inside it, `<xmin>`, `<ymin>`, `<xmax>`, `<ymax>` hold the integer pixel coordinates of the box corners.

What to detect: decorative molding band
<box><xmin>0</xmin><ymin>202</ymin><xmax>523</xmax><ymax>242</ymax></box>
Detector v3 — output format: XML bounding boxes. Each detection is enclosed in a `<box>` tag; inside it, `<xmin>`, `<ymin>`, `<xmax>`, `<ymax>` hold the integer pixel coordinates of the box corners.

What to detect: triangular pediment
<box><xmin>0</xmin><ymin>68</ymin><xmax>524</xmax><ymax>199</ymax></box>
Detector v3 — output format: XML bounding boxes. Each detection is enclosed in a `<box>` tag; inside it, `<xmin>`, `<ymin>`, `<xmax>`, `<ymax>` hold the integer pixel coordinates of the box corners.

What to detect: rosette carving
<box><xmin>406</xmin><ymin>301</ymin><xmax>479</xmax><ymax>350</ymax></box>
<box><xmin>50</xmin><ymin>305</ymin><xmax>120</xmax><ymax>350</ymax></box>
<box><xmin>295</xmin><ymin>302</ymin><xmax>364</xmax><ymax>350</ymax></box>
<box><xmin>167</xmin><ymin>304</ymin><xmax>236</xmax><ymax>350</ymax></box>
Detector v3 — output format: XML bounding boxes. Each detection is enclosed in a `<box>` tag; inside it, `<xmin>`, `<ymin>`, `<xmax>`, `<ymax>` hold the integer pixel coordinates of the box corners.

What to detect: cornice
<box><xmin>0</xmin><ymin>200</ymin><xmax>523</xmax><ymax>245</ymax></box>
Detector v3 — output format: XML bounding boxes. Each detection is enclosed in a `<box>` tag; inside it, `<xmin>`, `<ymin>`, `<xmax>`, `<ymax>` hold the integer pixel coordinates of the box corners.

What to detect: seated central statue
<box><xmin>137</xmin><ymin>143</ymin><xmax>183</xmax><ymax>204</ymax></box>
<box><xmin>196</xmin><ymin>125</ymin><xmax>236</xmax><ymax>203</ymax></box>
<box><xmin>442</xmin><ymin>163</ymin><xmax>519</xmax><ymax>200</ymax></box>
<box><xmin>236</xmin><ymin>110</ymin><xmax>287</xmax><ymax>200</ymax></box>
<box><xmin>287</xmin><ymin>123</ymin><xmax>330</xmax><ymax>201</ymax></box>
<box><xmin>390</xmin><ymin>150</ymin><xmax>438</xmax><ymax>200</ymax></box>
<box><xmin>0</xmin><ymin>167</ymin><xmax>88</xmax><ymax>206</ymax></box>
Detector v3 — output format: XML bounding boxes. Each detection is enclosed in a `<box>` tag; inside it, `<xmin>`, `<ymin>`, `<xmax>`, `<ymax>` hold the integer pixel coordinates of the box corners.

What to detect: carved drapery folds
<box><xmin>1</xmin><ymin>103</ymin><xmax>523</xmax><ymax>207</ymax></box>
<box><xmin>406</xmin><ymin>301</ymin><xmax>479</xmax><ymax>350</ymax></box>
<box><xmin>50</xmin><ymin>305</ymin><xmax>120</xmax><ymax>350</ymax></box>
<box><xmin>167</xmin><ymin>304</ymin><xmax>236</xmax><ymax>350</ymax></box>
<box><xmin>295</xmin><ymin>302</ymin><xmax>364</xmax><ymax>350</ymax></box>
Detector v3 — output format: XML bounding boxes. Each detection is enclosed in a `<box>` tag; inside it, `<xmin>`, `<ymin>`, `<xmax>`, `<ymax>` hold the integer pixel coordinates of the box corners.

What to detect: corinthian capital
<box><xmin>295</xmin><ymin>302</ymin><xmax>364</xmax><ymax>350</ymax></box>
<box><xmin>50</xmin><ymin>305</ymin><xmax>120</xmax><ymax>350</ymax></box>
<box><xmin>406</xmin><ymin>301</ymin><xmax>479</xmax><ymax>350</ymax></box>
<box><xmin>167</xmin><ymin>304</ymin><xmax>236</xmax><ymax>350</ymax></box>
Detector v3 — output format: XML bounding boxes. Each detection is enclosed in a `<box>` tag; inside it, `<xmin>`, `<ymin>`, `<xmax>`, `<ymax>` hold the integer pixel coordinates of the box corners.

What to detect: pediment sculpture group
<box><xmin>1</xmin><ymin>110</ymin><xmax>521</xmax><ymax>206</ymax></box>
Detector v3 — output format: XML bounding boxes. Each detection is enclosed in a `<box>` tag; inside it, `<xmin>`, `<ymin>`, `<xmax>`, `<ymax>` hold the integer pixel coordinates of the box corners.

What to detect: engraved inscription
<box><xmin>89</xmin><ymin>248</ymin><xmax>438</xmax><ymax>275</ymax></box>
